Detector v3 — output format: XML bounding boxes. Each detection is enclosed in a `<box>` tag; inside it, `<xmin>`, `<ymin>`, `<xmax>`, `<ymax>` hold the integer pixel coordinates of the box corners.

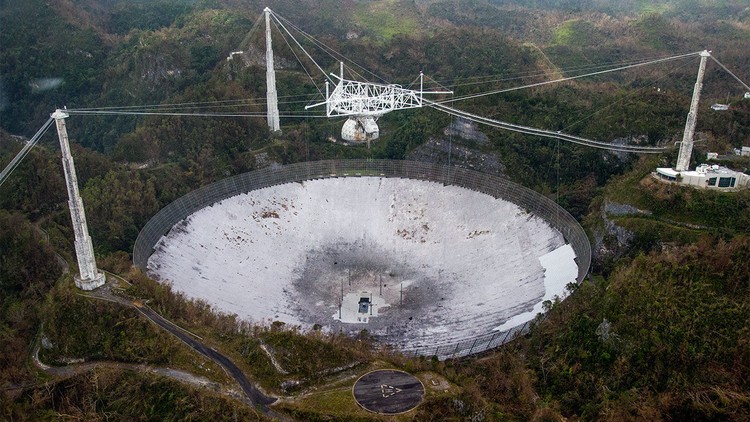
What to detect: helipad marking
<box><xmin>381</xmin><ymin>384</ymin><xmax>402</xmax><ymax>398</ymax></box>
<box><xmin>353</xmin><ymin>369</ymin><xmax>424</xmax><ymax>414</ymax></box>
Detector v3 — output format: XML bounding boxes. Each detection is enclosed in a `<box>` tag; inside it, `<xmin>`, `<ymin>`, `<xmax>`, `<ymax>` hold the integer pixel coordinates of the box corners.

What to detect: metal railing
<box><xmin>406</xmin><ymin>319</ymin><xmax>535</xmax><ymax>360</ymax></box>
<box><xmin>133</xmin><ymin>159</ymin><xmax>591</xmax><ymax>358</ymax></box>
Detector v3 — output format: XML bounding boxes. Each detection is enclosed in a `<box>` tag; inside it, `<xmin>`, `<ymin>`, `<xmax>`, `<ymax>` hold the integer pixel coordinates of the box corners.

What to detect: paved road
<box><xmin>83</xmin><ymin>278</ymin><xmax>278</xmax><ymax>413</ymax></box>
<box><xmin>134</xmin><ymin>303</ymin><xmax>277</xmax><ymax>407</ymax></box>
<box><xmin>29</xmin><ymin>251</ymin><xmax>280</xmax><ymax>415</ymax></box>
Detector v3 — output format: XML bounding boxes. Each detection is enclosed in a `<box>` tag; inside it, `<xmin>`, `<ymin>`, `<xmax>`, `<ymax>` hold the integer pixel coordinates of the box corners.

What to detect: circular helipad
<box><xmin>353</xmin><ymin>369</ymin><xmax>424</xmax><ymax>414</ymax></box>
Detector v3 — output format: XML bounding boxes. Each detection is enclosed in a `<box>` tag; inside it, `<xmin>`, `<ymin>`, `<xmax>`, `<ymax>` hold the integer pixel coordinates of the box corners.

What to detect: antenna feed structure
<box><xmin>305</xmin><ymin>62</ymin><xmax>451</xmax><ymax>144</ymax></box>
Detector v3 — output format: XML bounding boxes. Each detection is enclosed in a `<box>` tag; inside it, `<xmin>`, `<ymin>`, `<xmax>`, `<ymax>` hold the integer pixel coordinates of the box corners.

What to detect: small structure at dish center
<box><xmin>332</xmin><ymin>269</ymin><xmax>409</xmax><ymax>324</ymax></box>
<box><xmin>136</xmin><ymin>161</ymin><xmax>593</xmax><ymax>358</ymax></box>
<box><xmin>337</xmin><ymin>292</ymin><xmax>379</xmax><ymax>323</ymax></box>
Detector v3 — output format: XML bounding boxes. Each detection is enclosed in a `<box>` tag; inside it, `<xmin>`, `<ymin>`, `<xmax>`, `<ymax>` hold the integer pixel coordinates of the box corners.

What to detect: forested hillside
<box><xmin>1</xmin><ymin>0</ymin><xmax>749</xmax><ymax>420</ymax></box>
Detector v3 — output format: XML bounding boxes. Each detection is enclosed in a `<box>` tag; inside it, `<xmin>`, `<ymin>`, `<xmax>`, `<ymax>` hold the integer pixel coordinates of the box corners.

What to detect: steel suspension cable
<box><xmin>269</xmin><ymin>12</ymin><xmax>333</xmax><ymax>85</ymax></box>
<box><xmin>427</xmin><ymin>101</ymin><xmax>666</xmax><ymax>153</ymax></box>
<box><xmin>66</xmin><ymin>110</ymin><xmax>326</xmax><ymax>118</ymax></box>
<box><xmin>432</xmin><ymin>53</ymin><xmax>696</xmax><ymax>88</ymax></box>
<box><xmin>435</xmin><ymin>51</ymin><xmax>702</xmax><ymax>104</ymax></box>
<box><xmin>710</xmin><ymin>56</ymin><xmax>750</xmax><ymax>92</ymax></box>
<box><xmin>0</xmin><ymin>117</ymin><xmax>55</xmax><ymax>187</ymax></box>
<box><xmin>271</xmin><ymin>19</ymin><xmax>324</xmax><ymax>96</ymax></box>
<box><xmin>236</xmin><ymin>13</ymin><xmax>264</xmax><ymax>52</ymax></box>
<box><xmin>271</xmin><ymin>12</ymin><xmax>389</xmax><ymax>84</ymax></box>
<box><xmin>68</xmin><ymin>94</ymin><xmax>321</xmax><ymax>113</ymax></box>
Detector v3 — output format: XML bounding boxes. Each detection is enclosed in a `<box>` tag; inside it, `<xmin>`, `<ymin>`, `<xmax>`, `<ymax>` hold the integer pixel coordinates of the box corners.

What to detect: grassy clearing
<box><xmin>610</xmin><ymin>215</ymin><xmax>704</xmax><ymax>245</ymax></box>
<box><xmin>8</xmin><ymin>366</ymin><xmax>265</xmax><ymax>421</ymax></box>
<box><xmin>603</xmin><ymin>156</ymin><xmax>661</xmax><ymax>207</ymax></box>
<box><xmin>227</xmin><ymin>326</ymin><xmax>373</xmax><ymax>394</ymax></box>
<box><xmin>553</xmin><ymin>19</ymin><xmax>598</xmax><ymax>46</ymax></box>
<box><xmin>279</xmin><ymin>387</ymin><xmax>370</xmax><ymax>420</ymax></box>
<box><xmin>638</xmin><ymin>2</ymin><xmax>672</xmax><ymax>15</ymax></box>
<box><xmin>276</xmin><ymin>362</ymin><xmax>450</xmax><ymax>420</ymax></box>
<box><xmin>355</xmin><ymin>1</ymin><xmax>422</xmax><ymax>41</ymax></box>
<box><xmin>39</xmin><ymin>280</ymin><xmax>231</xmax><ymax>386</ymax></box>
<box><xmin>602</xmin><ymin>156</ymin><xmax>750</xmax><ymax>233</ymax></box>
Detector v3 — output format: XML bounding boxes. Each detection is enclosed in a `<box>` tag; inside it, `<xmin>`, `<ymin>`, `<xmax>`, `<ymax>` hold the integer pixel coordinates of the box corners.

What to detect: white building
<box><xmin>226</xmin><ymin>50</ymin><xmax>243</xmax><ymax>61</ymax></box>
<box><xmin>656</xmin><ymin>164</ymin><xmax>750</xmax><ymax>190</ymax></box>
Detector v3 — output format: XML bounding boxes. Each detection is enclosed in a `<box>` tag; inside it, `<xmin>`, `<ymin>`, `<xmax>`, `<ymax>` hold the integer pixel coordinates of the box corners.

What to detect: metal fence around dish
<box><xmin>401</xmin><ymin>316</ymin><xmax>551</xmax><ymax>360</ymax></box>
<box><xmin>133</xmin><ymin>159</ymin><xmax>591</xmax><ymax>359</ymax></box>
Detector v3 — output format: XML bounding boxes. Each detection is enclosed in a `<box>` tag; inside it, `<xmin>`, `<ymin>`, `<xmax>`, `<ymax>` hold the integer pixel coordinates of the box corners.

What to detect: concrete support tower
<box><xmin>51</xmin><ymin>110</ymin><xmax>106</xmax><ymax>290</ymax></box>
<box><xmin>264</xmin><ymin>7</ymin><xmax>281</xmax><ymax>133</ymax></box>
<box><xmin>676</xmin><ymin>50</ymin><xmax>711</xmax><ymax>172</ymax></box>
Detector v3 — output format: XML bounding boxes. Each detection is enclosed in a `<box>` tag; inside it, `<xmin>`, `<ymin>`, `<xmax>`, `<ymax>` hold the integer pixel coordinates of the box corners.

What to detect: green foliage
<box><xmin>0</xmin><ymin>211</ymin><xmax>61</xmax><ymax>385</ymax></box>
<box><xmin>427</xmin><ymin>1</ymin><xmax>533</xmax><ymax>35</ymax></box>
<box><xmin>190</xmin><ymin>44</ymin><xmax>221</xmax><ymax>73</ymax></box>
<box><xmin>106</xmin><ymin>0</ymin><xmax>195</xmax><ymax>34</ymax></box>
<box><xmin>377</xmin><ymin>111</ymin><xmax>434</xmax><ymax>160</ymax></box>
<box><xmin>553</xmin><ymin>20</ymin><xmax>600</xmax><ymax>46</ymax></box>
<box><xmin>699</xmin><ymin>99</ymin><xmax>750</xmax><ymax>149</ymax></box>
<box><xmin>606</xmin><ymin>159</ymin><xmax>750</xmax><ymax>233</ymax></box>
<box><xmin>412</xmin><ymin>390</ymin><xmax>493</xmax><ymax>421</ymax></box>
<box><xmin>486</xmin><ymin>0</ymin><xmax>749</xmax><ymax>18</ymax></box>
<box><xmin>611</xmin><ymin>215</ymin><xmax>703</xmax><ymax>246</ymax></box>
<box><xmin>232</xmin><ymin>325</ymin><xmax>368</xmax><ymax>392</ymax></box>
<box><xmin>456</xmin><ymin>349</ymin><xmax>540</xmax><ymax>419</ymax></box>
<box><xmin>259</xmin><ymin>328</ymin><xmax>360</xmax><ymax>378</ymax></box>
<box><xmin>2</xmin><ymin>1</ymin><xmax>750</xmax><ymax>419</ymax></box>
<box><xmin>82</xmin><ymin>169</ymin><xmax>159</xmax><ymax>253</ymax></box>
<box><xmin>0</xmin><ymin>0</ymin><xmax>110</xmax><ymax>138</ymax></box>
<box><xmin>6</xmin><ymin>367</ymin><xmax>263</xmax><ymax>420</ymax></box>
<box><xmin>633</xmin><ymin>13</ymin><xmax>685</xmax><ymax>50</ymax></box>
<box><xmin>0</xmin><ymin>212</ymin><xmax>59</xmax><ymax>295</ymax></box>
<box><xmin>0</xmin><ymin>137</ymin><xmax>67</xmax><ymax>215</ymax></box>
<box><xmin>354</xmin><ymin>0</ymin><xmax>423</xmax><ymax>41</ymax></box>
<box><xmin>528</xmin><ymin>236</ymin><xmax>750</xmax><ymax>419</ymax></box>
<box><xmin>40</xmin><ymin>284</ymin><xmax>183</xmax><ymax>365</ymax></box>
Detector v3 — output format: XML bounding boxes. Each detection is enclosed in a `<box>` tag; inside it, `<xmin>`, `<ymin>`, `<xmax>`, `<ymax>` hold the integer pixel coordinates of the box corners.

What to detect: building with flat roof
<box><xmin>656</xmin><ymin>164</ymin><xmax>749</xmax><ymax>190</ymax></box>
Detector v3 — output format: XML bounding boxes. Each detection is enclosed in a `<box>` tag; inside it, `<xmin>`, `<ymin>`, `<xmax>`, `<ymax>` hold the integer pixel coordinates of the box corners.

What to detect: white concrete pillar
<box><xmin>52</xmin><ymin>109</ymin><xmax>105</xmax><ymax>290</ymax></box>
<box><xmin>265</xmin><ymin>7</ymin><xmax>281</xmax><ymax>133</ymax></box>
<box><xmin>676</xmin><ymin>50</ymin><xmax>710</xmax><ymax>172</ymax></box>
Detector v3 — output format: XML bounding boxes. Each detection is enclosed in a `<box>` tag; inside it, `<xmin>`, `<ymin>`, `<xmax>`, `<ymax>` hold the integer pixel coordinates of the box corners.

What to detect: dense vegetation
<box><xmin>2</xmin><ymin>0</ymin><xmax>749</xmax><ymax>420</ymax></box>
<box><xmin>527</xmin><ymin>236</ymin><xmax>750</xmax><ymax>419</ymax></box>
<box><xmin>0</xmin><ymin>211</ymin><xmax>61</xmax><ymax>385</ymax></box>
<box><xmin>7</xmin><ymin>367</ymin><xmax>264</xmax><ymax>420</ymax></box>
<box><xmin>414</xmin><ymin>236</ymin><xmax>750</xmax><ymax>420</ymax></box>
